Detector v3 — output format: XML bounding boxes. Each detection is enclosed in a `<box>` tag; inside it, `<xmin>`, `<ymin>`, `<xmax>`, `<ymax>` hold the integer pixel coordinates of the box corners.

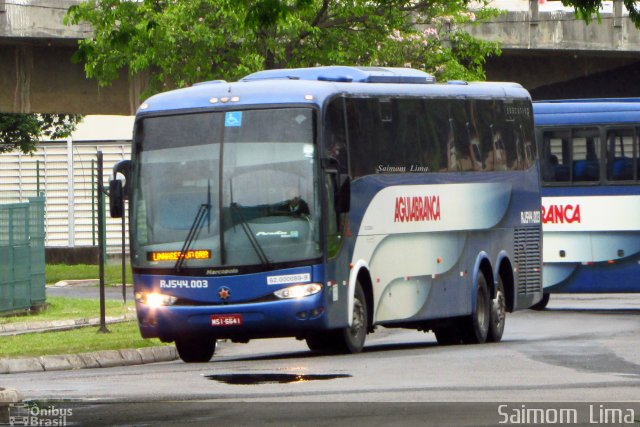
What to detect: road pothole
<box><xmin>205</xmin><ymin>373</ymin><xmax>351</xmax><ymax>385</ymax></box>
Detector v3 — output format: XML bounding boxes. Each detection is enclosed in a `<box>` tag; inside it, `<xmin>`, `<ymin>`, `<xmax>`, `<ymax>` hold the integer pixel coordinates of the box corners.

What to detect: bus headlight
<box><xmin>135</xmin><ymin>292</ymin><xmax>178</xmax><ymax>307</ymax></box>
<box><xmin>273</xmin><ymin>283</ymin><xmax>322</xmax><ymax>299</ymax></box>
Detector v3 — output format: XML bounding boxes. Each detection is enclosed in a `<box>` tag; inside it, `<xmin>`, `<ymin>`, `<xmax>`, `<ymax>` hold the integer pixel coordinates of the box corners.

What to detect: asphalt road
<box><xmin>2</xmin><ymin>294</ymin><xmax>639</xmax><ymax>426</ymax></box>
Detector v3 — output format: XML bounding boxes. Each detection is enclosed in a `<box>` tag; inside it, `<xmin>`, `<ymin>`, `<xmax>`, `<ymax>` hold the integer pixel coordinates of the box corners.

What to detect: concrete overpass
<box><xmin>0</xmin><ymin>0</ymin><xmax>144</xmax><ymax>115</ymax></box>
<box><xmin>466</xmin><ymin>0</ymin><xmax>640</xmax><ymax>99</ymax></box>
<box><xmin>1</xmin><ymin>0</ymin><xmax>640</xmax><ymax>115</ymax></box>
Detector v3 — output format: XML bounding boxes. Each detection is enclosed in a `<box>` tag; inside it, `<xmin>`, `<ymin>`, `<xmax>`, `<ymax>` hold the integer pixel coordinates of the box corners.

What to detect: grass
<box><xmin>0</xmin><ymin>265</ymin><xmax>169</xmax><ymax>358</ymax></box>
<box><xmin>0</xmin><ymin>296</ymin><xmax>168</xmax><ymax>358</ymax></box>
<box><xmin>0</xmin><ymin>296</ymin><xmax>135</xmax><ymax>325</ymax></box>
<box><xmin>0</xmin><ymin>321</ymin><xmax>169</xmax><ymax>358</ymax></box>
<box><xmin>46</xmin><ymin>263</ymin><xmax>133</xmax><ymax>286</ymax></box>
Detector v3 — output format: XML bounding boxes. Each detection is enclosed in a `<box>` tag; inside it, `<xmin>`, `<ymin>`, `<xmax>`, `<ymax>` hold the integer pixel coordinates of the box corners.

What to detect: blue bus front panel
<box><xmin>132</xmin><ymin>264</ymin><xmax>346</xmax><ymax>340</ymax></box>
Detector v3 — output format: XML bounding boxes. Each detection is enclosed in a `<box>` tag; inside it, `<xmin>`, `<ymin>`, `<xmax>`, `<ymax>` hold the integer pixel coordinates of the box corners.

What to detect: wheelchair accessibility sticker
<box><xmin>225</xmin><ymin>112</ymin><xmax>243</xmax><ymax>127</ymax></box>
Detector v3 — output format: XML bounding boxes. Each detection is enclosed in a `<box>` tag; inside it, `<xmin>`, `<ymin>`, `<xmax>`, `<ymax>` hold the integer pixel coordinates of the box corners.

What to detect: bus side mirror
<box><xmin>111</xmin><ymin>160</ymin><xmax>131</xmax><ymax>200</ymax></box>
<box><xmin>109</xmin><ymin>179</ymin><xmax>124</xmax><ymax>218</ymax></box>
<box><xmin>109</xmin><ymin>159</ymin><xmax>131</xmax><ymax>218</ymax></box>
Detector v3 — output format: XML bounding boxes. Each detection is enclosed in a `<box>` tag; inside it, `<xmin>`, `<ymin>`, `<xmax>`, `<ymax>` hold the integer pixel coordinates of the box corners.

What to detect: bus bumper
<box><xmin>136</xmin><ymin>293</ymin><xmax>328</xmax><ymax>341</ymax></box>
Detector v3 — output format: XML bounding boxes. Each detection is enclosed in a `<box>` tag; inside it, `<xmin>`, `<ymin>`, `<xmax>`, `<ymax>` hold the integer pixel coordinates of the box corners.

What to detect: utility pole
<box><xmin>97</xmin><ymin>151</ymin><xmax>110</xmax><ymax>333</ymax></box>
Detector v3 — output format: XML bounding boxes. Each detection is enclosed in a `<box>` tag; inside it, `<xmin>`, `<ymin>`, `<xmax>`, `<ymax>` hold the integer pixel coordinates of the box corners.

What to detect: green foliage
<box><xmin>65</xmin><ymin>0</ymin><xmax>502</xmax><ymax>97</ymax></box>
<box><xmin>0</xmin><ymin>297</ymin><xmax>133</xmax><ymax>325</ymax></box>
<box><xmin>0</xmin><ymin>114</ymin><xmax>81</xmax><ymax>155</ymax></box>
<box><xmin>562</xmin><ymin>0</ymin><xmax>640</xmax><ymax>28</ymax></box>
<box><xmin>0</xmin><ymin>321</ymin><xmax>167</xmax><ymax>358</ymax></box>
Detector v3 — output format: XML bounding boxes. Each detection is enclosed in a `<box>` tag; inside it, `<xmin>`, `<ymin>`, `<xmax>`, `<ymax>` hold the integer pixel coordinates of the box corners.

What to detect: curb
<box><xmin>0</xmin><ymin>346</ymin><xmax>178</xmax><ymax>375</ymax></box>
<box><xmin>0</xmin><ymin>387</ymin><xmax>22</xmax><ymax>403</ymax></box>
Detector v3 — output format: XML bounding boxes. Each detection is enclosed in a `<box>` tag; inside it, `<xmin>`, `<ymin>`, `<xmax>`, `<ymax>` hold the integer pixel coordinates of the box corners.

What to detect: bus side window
<box><xmin>542</xmin><ymin>131</ymin><xmax>570</xmax><ymax>182</ymax></box>
<box><xmin>486</xmin><ymin>125</ymin><xmax>507</xmax><ymax>171</ymax></box>
<box><xmin>421</xmin><ymin>99</ymin><xmax>449</xmax><ymax>172</ymax></box>
<box><xmin>346</xmin><ymin>98</ymin><xmax>379</xmax><ymax>178</ymax></box>
<box><xmin>572</xmin><ymin>130</ymin><xmax>600</xmax><ymax>182</ymax></box>
<box><xmin>465</xmin><ymin>121</ymin><xmax>483</xmax><ymax>171</ymax></box>
<box><xmin>607</xmin><ymin>129</ymin><xmax>635</xmax><ymax>181</ymax></box>
<box><xmin>325</xmin><ymin>98</ymin><xmax>349</xmax><ymax>175</ymax></box>
<box><xmin>450</xmin><ymin>100</ymin><xmax>476</xmax><ymax>172</ymax></box>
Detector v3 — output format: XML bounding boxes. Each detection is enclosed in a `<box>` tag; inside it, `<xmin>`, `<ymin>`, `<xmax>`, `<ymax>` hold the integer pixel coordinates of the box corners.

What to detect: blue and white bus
<box><xmin>533</xmin><ymin>98</ymin><xmax>640</xmax><ymax>309</ymax></box>
<box><xmin>110</xmin><ymin>66</ymin><xmax>543</xmax><ymax>362</ymax></box>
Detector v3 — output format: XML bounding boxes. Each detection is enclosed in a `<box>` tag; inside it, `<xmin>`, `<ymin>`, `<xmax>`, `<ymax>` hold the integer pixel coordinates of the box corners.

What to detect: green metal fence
<box><xmin>0</xmin><ymin>197</ymin><xmax>46</xmax><ymax>314</ymax></box>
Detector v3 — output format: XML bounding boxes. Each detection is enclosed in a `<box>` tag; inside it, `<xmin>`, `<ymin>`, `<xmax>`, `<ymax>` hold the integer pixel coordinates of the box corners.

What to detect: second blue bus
<box><xmin>534</xmin><ymin>98</ymin><xmax>640</xmax><ymax>309</ymax></box>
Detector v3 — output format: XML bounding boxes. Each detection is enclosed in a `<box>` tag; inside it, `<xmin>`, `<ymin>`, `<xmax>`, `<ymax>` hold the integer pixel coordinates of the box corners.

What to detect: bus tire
<box><xmin>487</xmin><ymin>277</ymin><xmax>506</xmax><ymax>343</ymax></box>
<box><xmin>462</xmin><ymin>271</ymin><xmax>490</xmax><ymax>344</ymax></box>
<box><xmin>331</xmin><ymin>281</ymin><xmax>368</xmax><ymax>354</ymax></box>
<box><xmin>530</xmin><ymin>292</ymin><xmax>550</xmax><ymax>311</ymax></box>
<box><xmin>175</xmin><ymin>336</ymin><xmax>216</xmax><ymax>363</ymax></box>
<box><xmin>305</xmin><ymin>334</ymin><xmax>332</xmax><ymax>352</ymax></box>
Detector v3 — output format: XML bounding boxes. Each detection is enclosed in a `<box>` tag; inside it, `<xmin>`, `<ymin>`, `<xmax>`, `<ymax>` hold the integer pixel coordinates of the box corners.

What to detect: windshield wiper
<box><xmin>230</xmin><ymin>202</ymin><xmax>271</xmax><ymax>268</ymax></box>
<box><xmin>175</xmin><ymin>182</ymin><xmax>211</xmax><ymax>272</ymax></box>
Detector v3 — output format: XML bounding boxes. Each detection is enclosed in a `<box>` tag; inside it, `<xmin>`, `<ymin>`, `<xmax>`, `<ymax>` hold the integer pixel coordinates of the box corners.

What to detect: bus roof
<box><xmin>533</xmin><ymin>98</ymin><xmax>640</xmax><ymax>126</ymax></box>
<box><xmin>138</xmin><ymin>66</ymin><xmax>530</xmax><ymax>115</ymax></box>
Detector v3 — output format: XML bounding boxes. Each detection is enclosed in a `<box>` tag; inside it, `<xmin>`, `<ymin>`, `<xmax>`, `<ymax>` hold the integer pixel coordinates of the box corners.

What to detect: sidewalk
<box><xmin>0</xmin><ymin>313</ymin><xmax>137</xmax><ymax>336</ymax></box>
<box><xmin>0</xmin><ymin>282</ymin><xmax>179</xmax><ymax>376</ymax></box>
<box><xmin>0</xmin><ymin>280</ymin><xmax>181</xmax><ymax>403</ymax></box>
<box><xmin>0</xmin><ymin>313</ymin><xmax>179</xmax><ymax>377</ymax></box>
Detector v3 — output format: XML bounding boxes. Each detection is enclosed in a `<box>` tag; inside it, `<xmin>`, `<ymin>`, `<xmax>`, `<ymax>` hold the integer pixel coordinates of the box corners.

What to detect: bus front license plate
<box><xmin>211</xmin><ymin>314</ymin><xmax>243</xmax><ymax>327</ymax></box>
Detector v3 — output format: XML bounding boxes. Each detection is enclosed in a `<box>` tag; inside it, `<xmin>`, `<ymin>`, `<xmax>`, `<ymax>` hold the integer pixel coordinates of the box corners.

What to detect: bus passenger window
<box><xmin>607</xmin><ymin>130</ymin><xmax>635</xmax><ymax>181</ymax></box>
<box><xmin>572</xmin><ymin>132</ymin><xmax>600</xmax><ymax>182</ymax></box>
<box><xmin>486</xmin><ymin>128</ymin><xmax>508</xmax><ymax>171</ymax></box>
<box><xmin>542</xmin><ymin>132</ymin><xmax>570</xmax><ymax>182</ymax></box>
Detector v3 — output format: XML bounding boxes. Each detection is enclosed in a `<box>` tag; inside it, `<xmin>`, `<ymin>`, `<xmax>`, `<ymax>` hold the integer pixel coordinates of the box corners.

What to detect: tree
<box><xmin>65</xmin><ymin>0</ymin><xmax>501</xmax><ymax>98</ymax></box>
<box><xmin>0</xmin><ymin>114</ymin><xmax>81</xmax><ymax>155</ymax></box>
<box><xmin>563</xmin><ymin>0</ymin><xmax>640</xmax><ymax>28</ymax></box>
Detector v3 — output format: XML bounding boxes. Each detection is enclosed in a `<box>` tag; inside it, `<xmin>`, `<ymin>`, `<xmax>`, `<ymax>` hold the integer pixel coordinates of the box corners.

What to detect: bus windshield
<box><xmin>131</xmin><ymin>108</ymin><xmax>321</xmax><ymax>270</ymax></box>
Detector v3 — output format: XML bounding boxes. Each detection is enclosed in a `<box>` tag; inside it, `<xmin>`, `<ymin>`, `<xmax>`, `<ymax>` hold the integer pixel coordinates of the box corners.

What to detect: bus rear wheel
<box><xmin>175</xmin><ymin>336</ymin><xmax>216</xmax><ymax>363</ymax></box>
<box><xmin>487</xmin><ymin>277</ymin><xmax>506</xmax><ymax>343</ymax></box>
<box><xmin>462</xmin><ymin>271</ymin><xmax>490</xmax><ymax>344</ymax></box>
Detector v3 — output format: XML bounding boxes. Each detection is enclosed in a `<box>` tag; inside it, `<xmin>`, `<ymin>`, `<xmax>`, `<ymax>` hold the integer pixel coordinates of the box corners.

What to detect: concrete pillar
<box><xmin>13</xmin><ymin>46</ymin><xmax>33</xmax><ymax>113</ymax></box>
<box><xmin>0</xmin><ymin>1</ymin><xmax>6</xmax><ymax>36</ymax></box>
<box><xmin>613</xmin><ymin>0</ymin><xmax>623</xmax><ymax>28</ymax></box>
<box><xmin>529</xmin><ymin>0</ymin><xmax>539</xmax><ymax>26</ymax></box>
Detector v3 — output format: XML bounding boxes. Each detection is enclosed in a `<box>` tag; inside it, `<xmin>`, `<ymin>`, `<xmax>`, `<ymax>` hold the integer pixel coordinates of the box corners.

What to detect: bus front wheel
<box><xmin>305</xmin><ymin>333</ymin><xmax>332</xmax><ymax>352</ymax></box>
<box><xmin>332</xmin><ymin>281</ymin><xmax>368</xmax><ymax>354</ymax></box>
<box><xmin>175</xmin><ymin>336</ymin><xmax>216</xmax><ymax>363</ymax></box>
<box><xmin>462</xmin><ymin>271</ymin><xmax>490</xmax><ymax>344</ymax></box>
